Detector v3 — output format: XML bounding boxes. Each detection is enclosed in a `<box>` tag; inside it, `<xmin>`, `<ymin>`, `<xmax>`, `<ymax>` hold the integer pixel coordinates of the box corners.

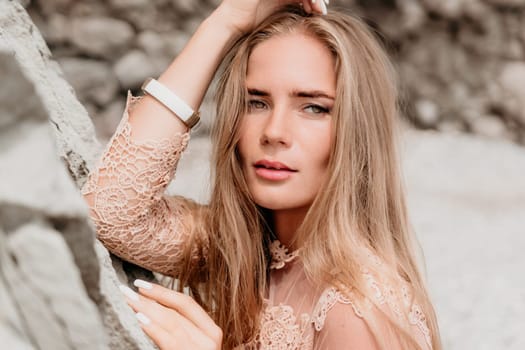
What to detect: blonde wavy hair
<box><xmin>176</xmin><ymin>5</ymin><xmax>441</xmax><ymax>349</ymax></box>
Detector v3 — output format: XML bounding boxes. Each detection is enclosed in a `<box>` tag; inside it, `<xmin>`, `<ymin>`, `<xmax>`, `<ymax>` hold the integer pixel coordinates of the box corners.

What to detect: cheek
<box><xmin>305</xmin><ymin>125</ymin><xmax>332</xmax><ymax>171</ymax></box>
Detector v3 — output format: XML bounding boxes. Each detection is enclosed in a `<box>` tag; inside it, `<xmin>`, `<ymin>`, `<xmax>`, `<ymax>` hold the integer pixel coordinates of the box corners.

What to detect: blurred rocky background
<box><xmin>23</xmin><ymin>0</ymin><xmax>525</xmax><ymax>144</ymax></box>
<box><xmin>1</xmin><ymin>0</ymin><xmax>524</xmax><ymax>349</ymax></box>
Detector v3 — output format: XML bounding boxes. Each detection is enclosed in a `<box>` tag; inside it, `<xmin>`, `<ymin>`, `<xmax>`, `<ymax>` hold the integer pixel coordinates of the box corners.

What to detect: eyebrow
<box><xmin>247</xmin><ymin>88</ymin><xmax>335</xmax><ymax>100</ymax></box>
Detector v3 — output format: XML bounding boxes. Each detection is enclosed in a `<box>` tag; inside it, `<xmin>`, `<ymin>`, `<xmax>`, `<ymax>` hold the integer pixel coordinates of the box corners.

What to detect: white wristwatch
<box><xmin>141</xmin><ymin>77</ymin><xmax>201</xmax><ymax>129</ymax></box>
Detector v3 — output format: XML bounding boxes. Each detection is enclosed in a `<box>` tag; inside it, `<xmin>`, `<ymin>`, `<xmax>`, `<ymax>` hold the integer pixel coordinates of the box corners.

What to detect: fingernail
<box><xmin>136</xmin><ymin>312</ymin><xmax>151</xmax><ymax>325</ymax></box>
<box><xmin>312</xmin><ymin>0</ymin><xmax>316</xmax><ymax>3</ymax></box>
<box><xmin>320</xmin><ymin>1</ymin><xmax>327</xmax><ymax>14</ymax></box>
<box><xmin>324</xmin><ymin>0</ymin><xmax>329</xmax><ymax>5</ymax></box>
<box><xmin>119</xmin><ymin>285</ymin><xmax>139</xmax><ymax>301</ymax></box>
<box><xmin>134</xmin><ymin>279</ymin><xmax>153</xmax><ymax>290</ymax></box>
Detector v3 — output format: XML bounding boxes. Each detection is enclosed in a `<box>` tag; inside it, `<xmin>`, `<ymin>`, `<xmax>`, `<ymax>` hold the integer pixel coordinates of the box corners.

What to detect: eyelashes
<box><xmin>247</xmin><ymin>100</ymin><xmax>267</xmax><ymax>110</ymax></box>
<box><xmin>247</xmin><ymin>99</ymin><xmax>331</xmax><ymax>115</ymax></box>
<box><xmin>304</xmin><ymin>104</ymin><xmax>330</xmax><ymax>114</ymax></box>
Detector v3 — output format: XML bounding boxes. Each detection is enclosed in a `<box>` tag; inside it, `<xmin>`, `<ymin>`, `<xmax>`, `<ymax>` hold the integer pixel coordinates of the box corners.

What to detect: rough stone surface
<box><xmin>113</xmin><ymin>49</ymin><xmax>159</xmax><ymax>90</ymax></box>
<box><xmin>498</xmin><ymin>62</ymin><xmax>525</xmax><ymax>124</ymax></box>
<box><xmin>20</xmin><ymin>0</ymin><xmax>525</xmax><ymax>144</ymax></box>
<box><xmin>0</xmin><ymin>2</ymin><xmax>157</xmax><ymax>349</ymax></box>
<box><xmin>58</xmin><ymin>57</ymin><xmax>119</xmax><ymax>107</ymax></box>
<box><xmin>69</xmin><ymin>17</ymin><xmax>135</xmax><ymax>60</ymax></box>
<box><xmin>0</xmin><ymin>51</ymin><xmax>105</xmax><ymax>349</ymax></box>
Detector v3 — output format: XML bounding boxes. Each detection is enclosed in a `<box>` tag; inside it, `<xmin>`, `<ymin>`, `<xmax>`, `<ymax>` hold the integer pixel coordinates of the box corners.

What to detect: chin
<box><xmin>250</xmin><ymin>188</ymin><xmax>310</xmax><ymax>211</ymax></box>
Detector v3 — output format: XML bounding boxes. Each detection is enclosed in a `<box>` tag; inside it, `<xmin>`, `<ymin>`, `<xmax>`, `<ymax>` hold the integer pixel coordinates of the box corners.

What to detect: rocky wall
<box><xmin>23</xmin><ymin>0</ymin><xmax>525</xmax><ymax>145</ymax></box>
<box><xmin>0</xmin><ymin>1</ymin><xmax>158</xmax><ymax>348</ymax></box>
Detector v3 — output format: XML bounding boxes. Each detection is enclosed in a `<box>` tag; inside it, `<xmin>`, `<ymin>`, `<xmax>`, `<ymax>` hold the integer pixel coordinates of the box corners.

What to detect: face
<box><xmin>237</xmin><ymin>32</ymin><xmax>336</xmax><ymax>212</ymax></box>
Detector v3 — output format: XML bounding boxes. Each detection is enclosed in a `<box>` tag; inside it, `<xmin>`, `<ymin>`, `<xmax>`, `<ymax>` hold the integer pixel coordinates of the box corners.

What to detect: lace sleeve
<box><xmin>81</xmin><ymin>92</ymin><xmax>207</xmax><ymax>277</ymax></box>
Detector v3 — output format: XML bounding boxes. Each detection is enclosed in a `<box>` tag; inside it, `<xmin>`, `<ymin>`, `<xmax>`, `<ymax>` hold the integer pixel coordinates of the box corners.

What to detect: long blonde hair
<box><xmin>177</xmin><ymin>5</ymin><xmax>441</xmax><ymax>349</ymax></box>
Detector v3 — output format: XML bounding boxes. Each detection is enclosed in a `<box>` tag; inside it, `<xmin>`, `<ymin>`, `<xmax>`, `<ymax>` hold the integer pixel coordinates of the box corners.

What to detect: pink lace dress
<box><xmin>81</xmin><ymin>93</ymin><xmax>433</xmax><ymax>349</ymax></box>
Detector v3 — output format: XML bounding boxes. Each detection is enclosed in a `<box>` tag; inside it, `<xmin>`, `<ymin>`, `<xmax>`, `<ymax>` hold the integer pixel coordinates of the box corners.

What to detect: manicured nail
<box><xmin>324</xmin><ymin>0</ymin><xmax>329</xmax><ymax>5</ymax></box>
<box><xmin>136</xmin><ymin>312</ymin><xmax>151</xmax><ymax>325</ymax></box>
<box><xmin>320</xmin><ymin>1</ymin><xmax>327</xmax><ymax>14</ymax></box>
<box><xmin>119</xmin><ymin>285</ymin><xmax>139</xmax><ymax>301</ymax></box>
<box><xmin>134</xmin><ymin>279</ymin><xmax>153</xmax><ymax>290</ymax></box>
<box><xmin>312</xmin><ymin>0</ymin><xmax>316</xmax><ymax>3</ymax></box>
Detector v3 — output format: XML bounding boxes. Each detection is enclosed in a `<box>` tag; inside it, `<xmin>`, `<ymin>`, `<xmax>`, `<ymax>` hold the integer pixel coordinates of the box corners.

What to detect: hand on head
<box><xmin>218</xmin><ymin>0</ymin><xmax>329</xmax><ymax>34</ymax></box>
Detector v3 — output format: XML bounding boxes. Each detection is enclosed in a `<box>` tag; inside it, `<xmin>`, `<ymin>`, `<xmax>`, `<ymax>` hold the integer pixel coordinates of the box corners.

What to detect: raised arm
<box><xmin>81</xmin><ymin>0</ymin><xmax>327</xmax><ymax>277</ymax></box>
<box><xmin>80</xmin><ymin>5</ymin><xmax>245</xmax><ymax>277</ymax></box>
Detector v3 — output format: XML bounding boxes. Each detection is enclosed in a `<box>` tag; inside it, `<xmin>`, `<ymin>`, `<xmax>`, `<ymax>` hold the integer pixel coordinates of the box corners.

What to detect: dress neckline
<box><xmin>269</xmin><ymin>240</ymin><xmax>300</xmax><ymax>270</ymax></box>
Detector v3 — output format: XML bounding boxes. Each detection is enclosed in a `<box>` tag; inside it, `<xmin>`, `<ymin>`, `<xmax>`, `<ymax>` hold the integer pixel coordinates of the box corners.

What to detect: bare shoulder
<box><xmin>312</xmin><ymin>292</ymin><xmax>381</xmax><ymax>349</ymax></box>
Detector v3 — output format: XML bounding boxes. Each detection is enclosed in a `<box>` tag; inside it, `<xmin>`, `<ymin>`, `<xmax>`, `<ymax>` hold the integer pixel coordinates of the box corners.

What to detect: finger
<box><xmin>119</xmin><ymin>285</ymin><xmax>199</xmax><ymax>335</ymax></box>
<box><xmin>135</xmin><ymin>312</ymin><xmax>182</xmax><ymax>350</ymax></box>
<box><xmin>121</xmin><ymin>286</ymin><xmax>220</xmax><ymax>349</ymax></box>
<box><xmin>302</xmin><ymin>0</ymin><xmax>312</xmax><ymax>13</ymax></box>
<box><xmin>134</xmin><ymin>279</ymin><xmax>222</xmax><ymax>342</ymax></box>
<box><xmin>309</xmin><ymin>0</ymin><xmax>327</xmax><ymax>14</ymax></box>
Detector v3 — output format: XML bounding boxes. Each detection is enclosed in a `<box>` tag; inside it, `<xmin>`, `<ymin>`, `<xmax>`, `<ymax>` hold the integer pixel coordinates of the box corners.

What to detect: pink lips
<box><xmin>253</xmin><ymin>160</ymin><xmax>297</xmax><ymax>181</ymax></box>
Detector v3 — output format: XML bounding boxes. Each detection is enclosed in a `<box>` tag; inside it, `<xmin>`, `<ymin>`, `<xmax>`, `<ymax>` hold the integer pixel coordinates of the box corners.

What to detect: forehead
<box><xmin>246</xmin><ymin>33</ymin><xmax>336</xmax><ymax>93</ymax></box>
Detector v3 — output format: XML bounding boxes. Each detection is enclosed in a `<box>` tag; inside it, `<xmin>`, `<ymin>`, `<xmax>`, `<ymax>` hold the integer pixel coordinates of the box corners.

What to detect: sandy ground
<box><xmin>169</xmin><ymin>129</ymin><xmax>525</xmax><ymax>349</ymax></box>
<box><xmin>402</xmin><ymin>130</ymin><xmax>525</xmax><ymax>350</ymax></box>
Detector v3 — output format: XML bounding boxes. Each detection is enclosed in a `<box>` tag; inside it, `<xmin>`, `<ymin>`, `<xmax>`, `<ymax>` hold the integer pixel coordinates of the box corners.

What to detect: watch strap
<box><xmin>141</xmin><ymin>77</ymin><xmax>200</xmax><ymax>129</ymax></box>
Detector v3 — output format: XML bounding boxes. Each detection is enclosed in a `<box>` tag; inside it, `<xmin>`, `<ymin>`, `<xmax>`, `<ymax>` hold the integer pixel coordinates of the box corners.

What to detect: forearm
<box><xmin>81</xmin><ymin>8</ymin><xmax>238</xmax><ymax>272</ymax></box>
<box><xmin>128</xmin><ymin>8</ymin><xmax>241</xmax><ymax>140</ymax></box>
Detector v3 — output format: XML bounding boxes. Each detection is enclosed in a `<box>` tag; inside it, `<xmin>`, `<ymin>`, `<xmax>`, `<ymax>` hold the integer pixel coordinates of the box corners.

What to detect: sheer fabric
<box><xmin>81</xmin><ymin>93</ymin><xmax>432</xmax><ymax>349</ymax></box>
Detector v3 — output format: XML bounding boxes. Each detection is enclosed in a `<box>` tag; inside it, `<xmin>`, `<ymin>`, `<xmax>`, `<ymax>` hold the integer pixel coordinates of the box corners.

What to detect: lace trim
<box><xmin>408</xmin><ymin>300</ymin><xmax>432</xmax><ymax>347</ymax></box>
<box><xmin>243</xmin><ymin>301</ymin><xmax>313</xmax><ymax>349</ymax></box>
<box><xmin>311</xmin><ymin>261</ymin><xmax>433</xmax><ymax>348</ymax></box>
<box><xmin>269</xmin><ymin>240</ymin><xmax>300</xmax><ymax>270</ymax></box>
<box><xmin>311</xmin><ymin>287</ymin><xmax>361</xmax><ymax>331</ymax></box>
<box><xmin>362</xmin><ymin>265</ymin><xmax>432</xmax><ymax>347</ymax></box>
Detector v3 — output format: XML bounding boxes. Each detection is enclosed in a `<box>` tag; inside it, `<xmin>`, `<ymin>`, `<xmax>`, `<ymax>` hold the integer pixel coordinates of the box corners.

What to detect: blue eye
<box><xmin>304</xmin><ymin>104</ymin><xmax>330</xmax><ymax>114</ymax></box>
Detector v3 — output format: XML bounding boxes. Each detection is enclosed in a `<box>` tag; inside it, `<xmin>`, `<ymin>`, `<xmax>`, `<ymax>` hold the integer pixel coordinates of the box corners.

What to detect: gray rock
<box><xmin>137</xmin><ymin>30</ymin><xmax>166</xmax><ymax>58</ymax></box>
<box><xmin>0</xmin><ymin>50</ymin><xmax>105</xmax><ymax>350</ymax></box>
<box><xmin>113</xmin><ymin>49</ymin><xmax>159</xmax><ymax>89</ymax></box>
<box><xmin>40</xmin><ymin>13</ymin><xmax>70</xmax><ymax>45</ymax></box>
<box><xmin>109</xmin><ymin>0</ymin><xmax>150</xmax><ymax>11</ymax></box>
<box><xmin>136</xmin><ymin>30</ymin><xmax>173</xmax><ymax>69</ymax></box>
<box><xmin>170</xmin><ymin>0</ymin><xmax>201</xmax><ymax>13</ymax></box>
<box><xmin>58</xmin><ymin>57</ymin><xmax>119</xmax><ymax>107</ymax></box>
<box><xmin>398</xmin><ymin>0</ymin><xmax>427</xmax><ymax>33</ymax></box>
<box><xmin>69</xmin><ymin>17</ymin><xmax>134</xmax><ymax>60</ymax></box>
<box><xmin>498</xmin><ymin>61</ymin><xmax>525</xmax><ymax>123</ymax></box>
<box><xmin>484</xmin><ymin>0</ymin><xmax>525</xmax><ymax>6</ymax></box>
<box><xmin>95</xmin><ymin>99</ymin><xmax>127</xmax><ymax>141</ymax></box>
<box><xmin>437</xmin><ymin>119</ymin><xmax>465</xmax><ymax>133</ymax></box>
<box><xmin>414</xmin><ymin>99</ymin><xmax>440</xmax><ymax>127</ymax></box>
<box><xmin>35</xmin><ymin>0</ymin><xmax>72</xmax><ymax>15</ymax></box>
<box><xmin>469</xmin><ymin>114</ymin><xmax>509</xmax><ymax>140</ymax></box>
<box><xmin>0</xmin><ymin>2</ymin><xmax>159</xmax><ymax>349</ymax></box>
<box><xmin>0</xmin><ymin>50</ymin><xmax>47</xmax><ymax>130</ymax></box>
<box><xmin>0</xmin><ymin>1</ymin><xmax>100</xmax><ymax>185</ymax></box>
<box><xmin>5</xmin><ymin>224</ymin><xmax>106</xmax><ymax>350</ymax></box>
<box><xmin>420</xmin><ymin>0</ymin><xmax>463</xmax><ymax>18</ymax></box>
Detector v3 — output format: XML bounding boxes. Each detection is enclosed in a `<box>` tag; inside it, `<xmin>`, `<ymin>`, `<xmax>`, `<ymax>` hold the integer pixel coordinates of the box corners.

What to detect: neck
<box><xmin>271</xmin><ymin>206</ymin><xmax>309</xmax><ymax>248</ymax></box>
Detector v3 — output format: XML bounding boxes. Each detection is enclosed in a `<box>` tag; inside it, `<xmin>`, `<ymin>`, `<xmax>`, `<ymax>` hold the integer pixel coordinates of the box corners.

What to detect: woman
<box><xmin>81</xmin><ymin>0</ymin><xmax>441</xmax><ymax>349</ymax></box>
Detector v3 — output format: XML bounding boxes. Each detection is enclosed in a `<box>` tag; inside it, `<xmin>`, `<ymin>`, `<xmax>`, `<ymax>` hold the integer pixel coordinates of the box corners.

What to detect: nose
<box><xmin>260</xmin><ymin>106</ymin><xmax>291</xmax><ymax>148</ymax></box>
